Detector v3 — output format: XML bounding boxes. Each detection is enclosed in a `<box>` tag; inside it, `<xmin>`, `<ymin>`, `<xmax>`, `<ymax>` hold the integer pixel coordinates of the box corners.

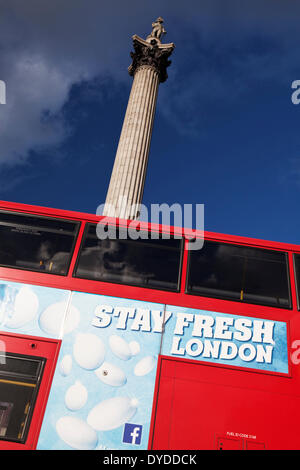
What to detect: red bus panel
<box><xmin>0</xmin><ymin>201</ymin><xmax>300</xmax><ymax>450</ymax></box>
<box><xmin>150</xmin><ymin>357</ymin><xmax>300</xmax><ymax>450</ymax></box>
<box><xmin>0</xmin><ymin>333</ymin><xmax>60</xmax><ymax>450</ymax></box>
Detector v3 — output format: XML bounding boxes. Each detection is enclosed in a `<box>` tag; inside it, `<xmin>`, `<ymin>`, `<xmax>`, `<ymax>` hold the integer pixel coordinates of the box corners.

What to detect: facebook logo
<box><xmin>122</xmin><ymin>423</ymin><xmax>143</xmax><ymax>445</ymax></box>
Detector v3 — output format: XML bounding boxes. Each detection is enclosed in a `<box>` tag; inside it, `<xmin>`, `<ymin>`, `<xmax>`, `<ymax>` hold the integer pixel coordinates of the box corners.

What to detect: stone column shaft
<box><xmin>104</xmin><ymin>65</ymin><xmax>159</xmax><ymax>219</ymax></box>
<box><xmin>103</xmin><ymin>31</ymin><xmax>174</xmax><ymax>220</ymax></box>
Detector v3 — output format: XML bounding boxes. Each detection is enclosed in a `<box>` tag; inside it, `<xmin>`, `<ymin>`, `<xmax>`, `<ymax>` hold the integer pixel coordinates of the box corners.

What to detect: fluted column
<box><xmin>103</xmin><ymin>32</ymin><xmax>174</xmax><ymax>219</ymax></box>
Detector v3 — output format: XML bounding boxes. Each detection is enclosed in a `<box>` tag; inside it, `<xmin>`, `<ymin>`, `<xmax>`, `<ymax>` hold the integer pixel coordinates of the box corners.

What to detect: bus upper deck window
<box><xmin>293</xmin><ymin>254</ymin><xmax>300</xmax><ymax>309</ymax></box>
<box><xmin>0</xmin><ymin>211</ymin><xmax>80</xmax><ymax>275</ymax></box>
<box><xmin>74</xmin><ymin>224</ymin><xmax>183</xmax><ymax>292</ymax></box>
<box><xmin>187</xmin><ymin>241</ymin><xmax>291</xmax><ymax>308</ymax></box>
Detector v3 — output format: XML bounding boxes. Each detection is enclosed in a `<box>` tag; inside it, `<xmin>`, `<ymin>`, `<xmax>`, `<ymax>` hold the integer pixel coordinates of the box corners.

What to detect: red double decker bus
<box><xmin>0</xmin><ymin>199</ymin><xmax>299</xmax><ymax>450</ymax></box>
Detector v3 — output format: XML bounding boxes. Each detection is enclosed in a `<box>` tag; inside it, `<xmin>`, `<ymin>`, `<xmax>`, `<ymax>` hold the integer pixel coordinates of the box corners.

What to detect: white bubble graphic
<box><xmin>4</xmin><ymin>286</ymin><xmax>39</xmax><ymax>328</ymax></box>
<box><xmin>87</xmin><ymin>396</ymin><xmax>138</xmax><ymax>431</ymax></box>
<box><xmin>59</xmin><ymin>354</ymin><xmax>72</xmax><ymax>377</ymax></box>
<box><xmin>134</xmin><ymin>356</ymin><xmax>157</xmax><ymax>376</ymax></box>
<box><xmin>63</xmin><ymin>304</ymin><xmax>81</xmax><ymax>334</ymax></box>
<box><xmin>39</xmin><ymin>302</ymin><xmax>80</xmax><ymax>337</ymax></box>
<box><xmin>129</xmin><ymin>341</ymin><xmax>140</xmax><ymax>356</ymax></box>
<box><xmin>56</xmin><ymin>416</ymin><xmax>98</xmax><ymax>450</ymax></box>
<box><xmin>65</xmin><ymin>381</ymin><xmax>88</xmax><ymax>411</ymax></box>
<box><xmin>109</xmin><ymin>335</ymin><xmax>132</xmax><ymax>361</ymax></box>
<box><xmin>73</xmin><ymin>333</ymin><xmax>105</xmax><ymax>370</ymax></box>
<box><xmin>95</xmin><ymin>362</ymin><xmax>127</xmax><ymax>387</ymax></box>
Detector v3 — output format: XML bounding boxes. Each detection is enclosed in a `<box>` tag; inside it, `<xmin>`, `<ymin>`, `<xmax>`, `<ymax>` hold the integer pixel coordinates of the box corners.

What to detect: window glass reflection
<box><xmin>187</xmin><ymin>241</ymin><xmax>290</xmax><ymax>308</ymax></box>
<box><xmin>0</xmin><ymin>211</ymin><xmax>79</xmax><ymax>275</ymax></box>
<box><xmin>75</xmin><ymin>224</ymin><xmax>182</xmax><ymax>291</ymax></box>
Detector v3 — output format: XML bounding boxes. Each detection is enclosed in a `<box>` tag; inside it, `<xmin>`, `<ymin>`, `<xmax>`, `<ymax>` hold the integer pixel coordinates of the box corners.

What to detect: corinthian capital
<box><xmin>128</xmin><ymin>35</ymin><xmax>175</xmax><ymax>83</ymax></box>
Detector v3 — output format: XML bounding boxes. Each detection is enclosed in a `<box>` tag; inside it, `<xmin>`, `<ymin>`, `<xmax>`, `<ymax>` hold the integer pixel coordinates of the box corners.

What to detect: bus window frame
<box><xmin>0</xmin><ymin>352</ymin><xmax>46</xmax><ymax>444</ymax></box>
<box><xmin>0</xmin><ymin>210</ymin><xmax>81</xmax><ymax>277</ymax></box>
<box><xmin>293</xmin><ymin>253</ymin><xmax>300</xmax><ymax>311</ymax></box>
<box><xmin>0</xmin><ymin>332</ymin><xmax>61</xmax><ymax>450</ymax></box>
<box><xmin>185</xmin><ymin>238</ymin><xmax>293</xmax><ymax>310</ymax></box>
<box><xmin>72</xmin><ymin>221</ymin><xmax>184</xmax><ymax>293</ymax></box>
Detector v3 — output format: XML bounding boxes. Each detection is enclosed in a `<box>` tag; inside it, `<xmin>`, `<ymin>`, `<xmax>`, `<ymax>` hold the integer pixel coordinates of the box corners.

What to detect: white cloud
<box><xmin>0</xmin><ymin>53</ymin><xmax>71</xmax><ymax>164</ymax></box>
<box><xmin>0</xmin><ymin>0</ymin><xmax>151</xmax><ymax>168</ymax></box>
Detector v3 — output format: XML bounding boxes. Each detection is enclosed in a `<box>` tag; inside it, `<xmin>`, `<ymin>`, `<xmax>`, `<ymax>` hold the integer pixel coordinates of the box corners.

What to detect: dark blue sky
<box><xmin>1</xmin><ymin>1</ymin><xmax>300</xmax><ymax>244</ymax></box>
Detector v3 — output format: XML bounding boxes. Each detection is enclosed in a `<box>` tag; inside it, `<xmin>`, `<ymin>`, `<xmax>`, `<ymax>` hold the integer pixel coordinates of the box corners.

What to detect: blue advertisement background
<box><xmin>0</xmin><ymin>280</ymin><xmax>70</xmax><ymax>338</ymax></box>
<box><xmin>37</xmin><ymin>293</ymin><xmax>164</xmax><ymax>450</ymax></box>
<box><xmin>161</xmin><ymin>305</ymin><xmax>289</xmax><ymax>374</ymax></box>
<box><xmin>0</xmin><ymin>280</ymin><xmax>289</xmax><ymax>449</ymax></box>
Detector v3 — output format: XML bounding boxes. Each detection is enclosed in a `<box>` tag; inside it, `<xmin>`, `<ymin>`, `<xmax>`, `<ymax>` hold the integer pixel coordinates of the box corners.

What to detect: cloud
<box><xmin>0</xmin><ymin>0</ymin><xmax>299</xmax><ymax>170</ymax></box>
<box><xmin>0</xmin><ymin>53</ymin><xmax>71</xmax><ymax>165</ymax></box>
<box><xmin>0</xmin><ymin>0</ymin><xmax>153</xmax><ymax>168</ymax></box>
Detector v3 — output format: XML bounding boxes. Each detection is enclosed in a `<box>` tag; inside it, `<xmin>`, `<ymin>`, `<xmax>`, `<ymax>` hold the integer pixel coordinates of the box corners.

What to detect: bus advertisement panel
<box><xmin>0</xmin><ymin>279</ymin><xmax>290</xmax><ymax>449</ymax></box>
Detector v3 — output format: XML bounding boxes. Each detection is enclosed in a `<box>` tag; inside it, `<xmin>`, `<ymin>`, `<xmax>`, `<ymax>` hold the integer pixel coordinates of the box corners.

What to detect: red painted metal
<box><xmin>0</xmin><ymin>332</ymin><xmax>61</xmax><ymax>450</ymax></box>
<box><xmin>1</xmin><ymin>200</ymin><xmax>300</xmax><ymax>450</ymax></box>
<box><xmin>150</xmin><ymin>357</ymin><xmax>300</xmax><ymax>450</ymax></box>
<box><xmin>0</xmin><ymin>200</ymin><xmax>298</xmax><ymax>318</ymax></box>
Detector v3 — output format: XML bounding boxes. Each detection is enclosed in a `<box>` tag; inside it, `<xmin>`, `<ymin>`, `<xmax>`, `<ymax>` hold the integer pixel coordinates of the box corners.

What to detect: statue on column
<box><xmin>150</xmin><ymin>17</ymin><xmax>166</xmax><ymax>41</ymax></box>
<box><xmin>129</xmin><ymin>18</ymin><xmax>175</xmax><ymax>83</ymax></box>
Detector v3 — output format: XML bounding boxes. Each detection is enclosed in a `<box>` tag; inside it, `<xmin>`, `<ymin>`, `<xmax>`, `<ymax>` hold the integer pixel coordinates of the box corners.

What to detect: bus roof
<box><xmin>1</xmin><ymin>199</ymin><xmax>299</xmax><ymax>253</ymax></box>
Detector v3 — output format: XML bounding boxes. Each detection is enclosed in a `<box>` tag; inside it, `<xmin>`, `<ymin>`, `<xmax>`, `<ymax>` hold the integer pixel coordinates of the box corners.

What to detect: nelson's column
<box><xmin>103</xmin><ymin>18</ymin><xmax>175</xmax><ymax>219</ymax></box>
